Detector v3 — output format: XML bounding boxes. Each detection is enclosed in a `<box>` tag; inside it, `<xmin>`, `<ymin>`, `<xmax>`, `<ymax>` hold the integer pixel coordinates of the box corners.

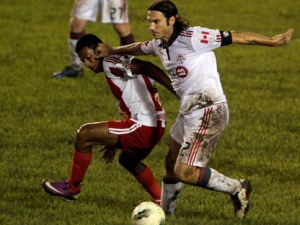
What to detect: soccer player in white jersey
<box><xmin>42</xmin><ymin>34</ymin><xmax>176</xmax><ymax>204</ymax></box>
<box><xmin>93</xmin><ymin>0</ymin><xmax>294</xmax><ymax>219</ymax></box>
<box><xmin>53</xmin><ymin>0</ymin><xmax>135</xmax><ymax>78</ymax></box>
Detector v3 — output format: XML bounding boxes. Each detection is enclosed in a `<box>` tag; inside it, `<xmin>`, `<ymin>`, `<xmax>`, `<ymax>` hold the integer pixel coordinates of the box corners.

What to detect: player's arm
<box><xmin>130</xmin><ymin>58</ymin><xmax>178</xmax><ymax>97</ymax></box>
<box><xmin>231</xmin><ymin>28</ymin><xmax>293</xmax><ymax>47</ymax></box>
<box><xmin>95</xmin><ymin>42</ymin><xmax>146</xmax><ymax>58</ymax></box>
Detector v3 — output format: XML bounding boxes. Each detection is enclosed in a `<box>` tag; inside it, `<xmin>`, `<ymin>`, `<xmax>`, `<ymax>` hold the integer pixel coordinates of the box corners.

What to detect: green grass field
<box><xmin>1</xmin><ymin>0</ymin><xmax>299</xmax><ymax>224</ymax></box>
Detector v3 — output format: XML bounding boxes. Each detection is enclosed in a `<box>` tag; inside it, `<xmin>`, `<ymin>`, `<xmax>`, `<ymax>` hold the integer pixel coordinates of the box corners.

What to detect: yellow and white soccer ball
<box><xmin>131</xmin><ymin>201</ymin><xmax>165</xmax><ymax>225</ymax></box>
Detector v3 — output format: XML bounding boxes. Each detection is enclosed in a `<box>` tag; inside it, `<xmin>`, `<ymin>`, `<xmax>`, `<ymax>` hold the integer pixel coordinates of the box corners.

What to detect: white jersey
<box><xmin>102</xmin><ymin>55</ymin><xmax>166</xmax><ymax>127</ymax></box>
<box><xmin>141</xmin><ymin>26</ymin><xmax>227</xmax><ymax>113</ymax></box>
<box><xmin>71</xmin><ymin>0</ymin><xmax>129</xmax><ymax>23</ymax></box>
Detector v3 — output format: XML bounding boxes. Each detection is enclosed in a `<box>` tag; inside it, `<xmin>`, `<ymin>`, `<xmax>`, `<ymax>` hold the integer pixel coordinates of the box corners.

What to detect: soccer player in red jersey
<box><xmin>42</xmin><ymin>34</ymin><xmax>176</xmax><ymax>205</ymax></box>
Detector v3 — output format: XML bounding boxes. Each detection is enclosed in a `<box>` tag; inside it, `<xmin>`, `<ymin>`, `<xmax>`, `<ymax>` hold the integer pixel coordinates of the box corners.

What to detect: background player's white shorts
<box><xmin>171</xmin><ymin>103</ymin><xmax>229</xmax><ymax>167</ymax></box>
<box><xmin>71</xmin><ymin>0</ymin><xmax>129</xmax><ymax>23</ymax></box>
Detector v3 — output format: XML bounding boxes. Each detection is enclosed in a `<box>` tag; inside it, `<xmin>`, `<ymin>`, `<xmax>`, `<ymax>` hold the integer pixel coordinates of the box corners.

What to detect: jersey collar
<box><xmin>159</xmin><ymin>29</ymin><xmax>181</xmax><ymax>49</ymax></box>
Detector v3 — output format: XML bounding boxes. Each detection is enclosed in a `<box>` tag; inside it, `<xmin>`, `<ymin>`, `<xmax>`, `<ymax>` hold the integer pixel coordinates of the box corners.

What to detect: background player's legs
<box><xmin>101</xmin><ymin>0</ymin><xmax>135</xmax><ymax>45</ymax></box>
<box><xmin>68</xmin><ymin>17</ymin><xmax>87</xmax><ymax>72</ymax></box>
<box><xmin>53</xmin><ymin>17</ymin><xmax>87</xmax><ymax>78</ymax></box>
<box><xmin>112</xmin><ymin>23</ymin><xmax>135</xmax><ymax>45</ymax></box>
<box><xmin>53</xmin><ymin>0</ymin><xmax>100</xmax><ymax>78</ymax></box>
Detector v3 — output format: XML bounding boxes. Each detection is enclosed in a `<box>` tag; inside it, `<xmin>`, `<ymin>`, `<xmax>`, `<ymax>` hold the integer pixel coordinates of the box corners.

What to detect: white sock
<box><xmin>206</xmin><ymin>168</ymin><xmax>242</xmax><ymax>195</ymax></box>
<box><xmin>160</xmin><ymin>181</ymin><xmax>184</xmax><ymax>214</ymax></box>
<box><xmin>69</xmin><ymin>38</ymin><xmax>82</xmax><ymax>71</ymax></box>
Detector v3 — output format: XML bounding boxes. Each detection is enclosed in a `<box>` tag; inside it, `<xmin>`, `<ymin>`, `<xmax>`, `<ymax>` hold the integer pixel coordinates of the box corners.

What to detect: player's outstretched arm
<box><xmin>95</xmin><ymin>42</ymin><xmax>146</xmax><ymax>59</ymax></box>
<box><xmin>131</xmin><ymin>58</ymin><xmax>178</xmax><ymax>97</ymax></box>
<box><xmin>231</xmin><ymin>28</ymin><xmax>294</xmax><ymax>47</ymax></box>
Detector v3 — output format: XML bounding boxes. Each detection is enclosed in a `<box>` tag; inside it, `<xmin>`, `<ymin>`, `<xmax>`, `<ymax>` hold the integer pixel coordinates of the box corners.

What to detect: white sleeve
<box><xmin>141</xmin><ymin>40</ymin><xmax>157</xmax><ymax>56</ymax></box>
<box><xmin>191</xmin><ymin>27</ymin><xmax>222</xmax><ymax>54</ymax></box>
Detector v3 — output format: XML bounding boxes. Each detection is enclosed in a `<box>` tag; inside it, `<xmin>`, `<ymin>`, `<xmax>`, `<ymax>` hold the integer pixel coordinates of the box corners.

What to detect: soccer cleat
<box><xmin>231</xmin><ymin>179</ymin><xmax>252</xmax><ymax>219</ymax></box>
<box><xmin>52</xmin><ymin>66</ymin><xmax>83</xmax><ymax>78</ymax></box>
<box><xmin>41</xmin><ymin>180</ymin><xmax>80</xmax><ymax>200</ymax></box>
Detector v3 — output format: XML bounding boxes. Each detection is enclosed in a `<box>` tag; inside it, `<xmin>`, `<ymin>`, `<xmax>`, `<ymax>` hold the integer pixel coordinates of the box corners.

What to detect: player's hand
<box><xmin>271</xmin><ymin>28</ymin><xmax>294</xmax><ymax>46</ymax></box>
<box><xmin>98</xmin><ymin>146</ymin><xmax>118</xmax><ymax>163</ymax></box>
<box><xmin>94</xmin><ymin>43</ymin><xmax>114</xmax><ymax>59</ymax></box>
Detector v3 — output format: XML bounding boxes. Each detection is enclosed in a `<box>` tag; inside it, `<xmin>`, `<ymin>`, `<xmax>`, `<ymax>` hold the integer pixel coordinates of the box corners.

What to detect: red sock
<box><xmin>70</xmin><ymin>31</ymin><xmax>85</xmax><ymax>40</ymax></box>
<box><xmin>68</xmin><ymin>150</ymin><xmax>92</xmax><ymax>193</ymax></box>
<box><xmin>120</xmin><ymin>33</ymin><xmax>134</xmax><ymax>45</ymax></box>
<box><xmin>134</xmin><ymin>166</ymin><xmax>161</xmax><ymax>202</ymax></box>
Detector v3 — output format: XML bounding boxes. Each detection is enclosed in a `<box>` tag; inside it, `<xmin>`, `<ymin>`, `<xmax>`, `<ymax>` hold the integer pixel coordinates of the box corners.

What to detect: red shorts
<box><xmin>108</xmin><ymin>119</ymin><xmax>165</xmax><ymax>159</ymax></box>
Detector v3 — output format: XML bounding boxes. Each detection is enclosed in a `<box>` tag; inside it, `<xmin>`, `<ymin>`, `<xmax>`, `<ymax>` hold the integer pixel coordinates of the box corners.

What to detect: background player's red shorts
<box><xmin>108</xmin><ymin>119</ymin><xmax>165</xmax><ymax>159</ymax></box>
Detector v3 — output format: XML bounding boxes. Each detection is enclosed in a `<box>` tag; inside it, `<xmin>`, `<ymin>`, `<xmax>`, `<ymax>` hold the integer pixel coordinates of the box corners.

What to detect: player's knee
<box><xmin>76</xmin><ymin>124</ymin><xmax>91</xmax><ymax>142</ymax></box>
<box><xmin>173</xmin><ymin>162</ymin><xmax>195</xmax><ymax>183</ymax></box>
<box><xmin>74</xmin><ymin>124</ymin><xmax>94</xmax><ymax>152</ymax></box>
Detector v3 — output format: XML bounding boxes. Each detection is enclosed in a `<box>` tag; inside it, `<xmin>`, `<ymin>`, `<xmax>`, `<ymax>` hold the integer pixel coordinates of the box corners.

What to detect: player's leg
<box><xmin>42</xmin><ymin>121</ymin><xmax>119</xmax><ymax>200</ymax></box>
<box><xmin>160</xmin><ymin>137</ymin><xmax>184</xmax><ymax>215</ymax></box>
<box><xmin>112</xmin><ymin>23</ymin><xmax>135</xmax><ymax>45</ymax></box>
<box><xmin>116</xmin><ymin>124</ymin><xmax>165</xmax><ymax>204</ymax></box>
<box><xmin>65</xmin><ymin>17</ymin><xmax>87</xmax><ymax>74</ymax></box>
<box><xmin>101</xmin><ymin>0</ymin><xmax>134</xmax><ymax>45</ymax></box>
<box><xmin>53</xmin><ymin>0</ymin><xmax>99</xmax><ymax>78</ymax></box>
<box><xmin>174</xmin><ymin>103</ymin><xmax>252</xmax><ymax>218</ymax></box>
<box><xmin>174</xmin><ymin>162</ymin><xmax>252</xmax><ymax>219</ymax></box>
<box><xmin>118</xmin><ymin>152</ymin><xmax>161</xmax><ymax>204</ymax></box>
<box><xmin>68</xmin><ymin>121</ymin><xmax>120</xmax><ymax>192</ymax></box>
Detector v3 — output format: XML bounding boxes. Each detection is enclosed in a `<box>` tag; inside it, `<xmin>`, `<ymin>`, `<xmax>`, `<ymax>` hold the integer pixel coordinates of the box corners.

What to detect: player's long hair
<box><xmin>75</xmin><ymin>34</ymin><xmax>103</xmax><ymax>53</ymax></box>
<box><xmin>148</xmin><ymin>0</ymin><xmax>189</xmax><ymax>32</ymax></box>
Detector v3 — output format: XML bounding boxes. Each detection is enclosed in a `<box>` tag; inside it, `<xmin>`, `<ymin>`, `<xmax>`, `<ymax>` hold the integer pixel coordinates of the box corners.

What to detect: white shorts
<box><xmin>71</xmin><ymin>0</ymin><xmax>129</xmax><ymax>23</ymax></box>
<box><xmin>171</xmin><ymin>103</ymin><xmax>229</xmax><ymax>167</ymax></box>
